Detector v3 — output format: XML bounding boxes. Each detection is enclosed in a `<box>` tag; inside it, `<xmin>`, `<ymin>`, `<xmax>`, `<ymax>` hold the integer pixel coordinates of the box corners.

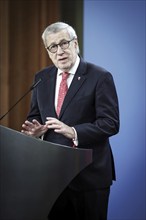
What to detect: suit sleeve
<box><xmin>26</xmin><ymin>76</ymin><xmax>43</xmax><ymax>124</ymax></box>
<box><xmin>74</xmin><ymin>72</ymin><xmax>120</xmax><ymax>146</ymax></box>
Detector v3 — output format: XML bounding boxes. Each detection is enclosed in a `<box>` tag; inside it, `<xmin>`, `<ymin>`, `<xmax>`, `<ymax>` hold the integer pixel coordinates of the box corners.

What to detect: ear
<box><xmin>74</xmin><ymin>38</ymin><xmax>78</xmax><ymax>48</ymax></box>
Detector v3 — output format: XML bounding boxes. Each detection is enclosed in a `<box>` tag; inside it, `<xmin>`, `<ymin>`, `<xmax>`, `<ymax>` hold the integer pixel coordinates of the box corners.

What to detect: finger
<box><xmin>24</xmin><ymin>120</ymin><xmax>34</xmax><ymax>128</ymax></box>
<box><xmin>46</xmin><ymin>117</ymin><xmax>56</xmax><ymax>120</ymax></box>
<box><xmin>54</xmin><ymin>128</ymin><xmax>62</xmax><ymax>133</ymax></box>
<box><xmin>22</xmin><ymin>123</ymin><xmax>30</xmax><ymax>131</ymax></box>
<box><xmin>21</xmin><ymin>130</ymin><xmax>32</xmax><ymax>135</ymax></box>
<box><xmin>46</xmin><ymin>117</ymin><xmax>59</xmax><ymax>124</ymax></box>
<box><xmin>45</xmin><ymin>119</ymin><xmax>56</xmax><ymax>126</ymax></box>
<box><xmin>42</xmin><ymin>124</ymin><xmax>48</xmax><ymax>130</ymax></box>
<box><xmin>25</xmin><ymin>120</ymin><xmax>32</xmax><ymax>125</ymax></box>
<box><xmin>46</xmin><ymin>123</ymin><xmax>61</xmax><ymax>129</ymax></box>
<box><xmin>32</xmin><ymin>119</ymin><xmax>41</xmax><ymax>126</ymax></box>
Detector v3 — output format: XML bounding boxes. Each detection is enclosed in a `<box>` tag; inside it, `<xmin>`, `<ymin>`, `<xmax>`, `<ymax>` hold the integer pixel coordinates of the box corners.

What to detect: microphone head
<box><xmin>30</xmin><ymin>78</ymin><xmax>42</xmax><ymax>90</ymax></box>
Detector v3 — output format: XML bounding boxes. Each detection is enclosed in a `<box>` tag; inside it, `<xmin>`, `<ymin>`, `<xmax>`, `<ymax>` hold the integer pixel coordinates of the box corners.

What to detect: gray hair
<box><xmin>42</xmin><ymin>22</ymin><xmax>80</xmax><ymax>54</ymax></box>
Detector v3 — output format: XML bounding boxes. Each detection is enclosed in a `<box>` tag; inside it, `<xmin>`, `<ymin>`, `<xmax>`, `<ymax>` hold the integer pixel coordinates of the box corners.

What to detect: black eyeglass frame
<box><xmin>46</xmin><ymin>38</ymin><xmax>75</xmax><ymax>53</ymax></box>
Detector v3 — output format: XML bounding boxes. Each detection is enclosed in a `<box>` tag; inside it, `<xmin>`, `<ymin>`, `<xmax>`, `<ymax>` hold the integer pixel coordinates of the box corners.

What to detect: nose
<box><xmin>56</xmin><ymin>45</ymin><xmax>64</xmax><ymax>54</ymax></box>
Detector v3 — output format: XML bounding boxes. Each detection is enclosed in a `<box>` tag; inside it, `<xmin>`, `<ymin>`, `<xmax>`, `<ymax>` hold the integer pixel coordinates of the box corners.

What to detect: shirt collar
<box><xmin>58</xmin><ymin>55</ymin><xmax>80</xmax><ymax>76</ymax></box>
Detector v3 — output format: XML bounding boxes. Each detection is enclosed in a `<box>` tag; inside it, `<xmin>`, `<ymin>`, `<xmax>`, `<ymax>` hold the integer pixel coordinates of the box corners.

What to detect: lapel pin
<box><xmin>78</xmin><ymin>77</ymin><xmax>81</xmax><ymax>80</ymax></box>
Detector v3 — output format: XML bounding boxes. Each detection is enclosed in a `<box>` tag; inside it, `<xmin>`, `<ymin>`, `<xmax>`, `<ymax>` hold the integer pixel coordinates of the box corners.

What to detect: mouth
<box><xmin>58</xmin><ymin>57</ymin><xmax>68</xmax><ymax>62</ymax></box>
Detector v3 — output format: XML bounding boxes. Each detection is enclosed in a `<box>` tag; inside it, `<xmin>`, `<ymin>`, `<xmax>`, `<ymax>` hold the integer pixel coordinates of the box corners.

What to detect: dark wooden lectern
<box><xmin>0</xmin><ymin>125</ymin><xmax>92</xmax><ymax>220</ymax></box>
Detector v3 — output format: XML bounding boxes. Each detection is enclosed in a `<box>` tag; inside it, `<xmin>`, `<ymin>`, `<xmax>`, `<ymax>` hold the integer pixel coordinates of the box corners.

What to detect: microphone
<box><xmin>0</xmin><ymin>78</ymin><xmax>41</xmax><ymax>121</ymax></box>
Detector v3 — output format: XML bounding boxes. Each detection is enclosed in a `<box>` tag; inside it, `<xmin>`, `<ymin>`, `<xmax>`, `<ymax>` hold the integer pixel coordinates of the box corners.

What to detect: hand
<box><xmin>45</xmin><ymin>117</ymin><xmax>75</xmax><ymax>140</ymax></box>
<box><xmin>21</xmin><ymin>119</ymin><xmax>48</xmax><ymax>138</ymax></box>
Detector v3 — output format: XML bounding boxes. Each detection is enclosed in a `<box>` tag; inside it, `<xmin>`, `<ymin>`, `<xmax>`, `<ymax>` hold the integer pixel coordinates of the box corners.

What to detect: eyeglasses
<box><xmin>46</xmin><ymin>38</ymin><xmax>74</xmax><ymax>53</ymax></box>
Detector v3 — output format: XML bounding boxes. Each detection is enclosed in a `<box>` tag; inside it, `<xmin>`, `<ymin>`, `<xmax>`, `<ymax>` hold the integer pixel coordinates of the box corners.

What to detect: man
<box><xmin>21</xmin><ymin>22</ymin><xmax>120</xmax><ymax>220</ymax></box>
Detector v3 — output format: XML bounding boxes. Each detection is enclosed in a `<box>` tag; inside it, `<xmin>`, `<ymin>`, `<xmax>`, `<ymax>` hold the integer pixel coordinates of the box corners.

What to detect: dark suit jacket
<box><xmin>27</xmin><ymin>57</ymin><xmax>120</xmax><ymax>190</ymax></box>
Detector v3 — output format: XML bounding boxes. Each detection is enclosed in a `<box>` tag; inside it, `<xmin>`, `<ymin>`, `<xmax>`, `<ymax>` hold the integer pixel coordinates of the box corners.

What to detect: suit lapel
<box><xmin>41</xmin><ymin>67</ymin><xmax>57</xmax><ymax>117</ymax></box>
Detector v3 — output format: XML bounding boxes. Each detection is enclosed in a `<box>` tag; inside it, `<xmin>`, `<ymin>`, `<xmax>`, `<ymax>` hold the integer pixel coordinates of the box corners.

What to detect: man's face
<box><xmin>46</xmin><ymin>30</ymin><xmax>78</xmax><ymax>72</ymax></box>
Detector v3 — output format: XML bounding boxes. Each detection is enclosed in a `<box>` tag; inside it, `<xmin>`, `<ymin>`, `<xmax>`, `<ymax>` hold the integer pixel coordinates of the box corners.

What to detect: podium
<box><xmin>0</xmin><ymin>125</ymin><xmax>92</xmax><ymax>220</ymax></box>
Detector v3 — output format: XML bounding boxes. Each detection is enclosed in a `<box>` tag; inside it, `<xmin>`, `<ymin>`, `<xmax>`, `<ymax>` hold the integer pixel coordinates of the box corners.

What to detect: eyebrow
<box><xmin>48</xmin><ymin>38</ymin><xmax>69</xmax><ymax>47</ymax></box>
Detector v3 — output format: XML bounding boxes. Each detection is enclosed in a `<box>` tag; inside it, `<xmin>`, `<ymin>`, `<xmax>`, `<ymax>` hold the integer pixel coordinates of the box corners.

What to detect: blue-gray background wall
<box><xmin>83</xmin><ymin>0</ymin><xmax>145</xmax><ymax>219</ymax></box>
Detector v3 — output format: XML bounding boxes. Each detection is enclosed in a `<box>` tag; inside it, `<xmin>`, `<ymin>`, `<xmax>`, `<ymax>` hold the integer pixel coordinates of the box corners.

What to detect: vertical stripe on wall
<box><xmin>0</xmin><ymin>0</ymin><xmax>61</xmax><ymax>131</ymax></box>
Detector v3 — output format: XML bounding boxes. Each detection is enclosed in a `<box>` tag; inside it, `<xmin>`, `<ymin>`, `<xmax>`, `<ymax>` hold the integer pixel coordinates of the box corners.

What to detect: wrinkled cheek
<box><xmin>51</xmin><ymin>58</ymin><xmax>58</xmax><ymax>68</ymax></box>
<box><xmin>49</xmin><ymin>54</ymin><xmax>57</xmax><ymax>64</ymax></box>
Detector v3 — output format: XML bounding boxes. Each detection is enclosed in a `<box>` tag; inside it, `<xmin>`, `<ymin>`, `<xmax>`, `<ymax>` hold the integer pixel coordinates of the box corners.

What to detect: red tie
<box><xmin>56</xmin><ymin>72</ymin><xmax>69</xmax><ymax>116</ymax></box>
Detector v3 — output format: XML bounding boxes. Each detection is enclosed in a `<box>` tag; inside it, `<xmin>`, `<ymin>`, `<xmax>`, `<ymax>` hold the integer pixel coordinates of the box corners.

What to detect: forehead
<box><xmin>46</xmin><ymin>30</ymin><xmax>70</xmax><ymax>45</ymax></box>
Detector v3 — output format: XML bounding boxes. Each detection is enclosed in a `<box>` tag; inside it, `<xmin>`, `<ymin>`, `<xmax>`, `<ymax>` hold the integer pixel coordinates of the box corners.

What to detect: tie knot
<box><xmin>62</xmin><ymin>72</ymin><xmax>69</xmax><ymax>80</ymax></box>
